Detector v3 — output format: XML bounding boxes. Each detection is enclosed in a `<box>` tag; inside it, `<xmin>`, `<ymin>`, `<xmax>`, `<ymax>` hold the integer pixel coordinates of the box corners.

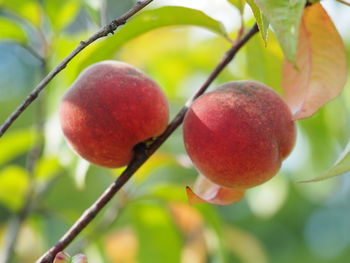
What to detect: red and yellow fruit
<box><xmin>59</xmin><ymin>61</ymin><xmax>169</xmax><ymax>168</ymax></box>
<box><xmin>183</xmin><ymin>81</ymin><xmax>296</xmax><ymax>189</ymax></box>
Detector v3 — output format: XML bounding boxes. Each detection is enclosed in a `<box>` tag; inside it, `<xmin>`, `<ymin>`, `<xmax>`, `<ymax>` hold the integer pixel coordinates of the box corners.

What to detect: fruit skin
<box><xmin>59</xmin><ymin>61</ymin><xmax>169</xmax><ymax>168</ymax></box>
<box><xmin>183</xmin><ymin>81</ymin><xmax>296</xmax><ymax>189</ymax></box>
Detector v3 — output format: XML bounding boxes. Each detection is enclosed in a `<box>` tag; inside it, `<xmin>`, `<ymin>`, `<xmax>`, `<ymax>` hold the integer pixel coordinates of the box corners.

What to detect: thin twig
<box><xmin>233</xmin><ymin>10</ymin><xmax>245</xmax><ymax>44</ymax></box>
<box><xmin>35</xmin><ymin>23</ymin><xmax>259</xmax><ymax>263</ymax></box>
<box><xmin>335</xmin><ymin>0</ymin><xmax>350</xmax><ymax>6</ymax></box>
<box><xmin>0</xmin><ymin>0</ymin><xmax>154</xmax><ymax>138</ymax></box>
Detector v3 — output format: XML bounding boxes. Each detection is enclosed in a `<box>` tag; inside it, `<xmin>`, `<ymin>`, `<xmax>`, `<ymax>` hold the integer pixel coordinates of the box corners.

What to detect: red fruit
<box><xmin>183</xmin><ymin>81</ymin><xmax>296</xmax><ymax>189</ymax></box>
<box><xmin>59</xmin><ymin>61</ymin><xmax>169</xmax><ymax>168</ymax></box>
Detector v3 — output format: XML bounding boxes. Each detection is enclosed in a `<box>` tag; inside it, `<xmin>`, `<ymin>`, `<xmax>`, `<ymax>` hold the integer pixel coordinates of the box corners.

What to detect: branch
<box><xmin>336</xmin><ymin>0</ymin><xmax>350</xmax><ymax>6</ymax></box>
<box><xmin>35</xmin><ymin>23</ymin><xmax>259</xmax><ymax>263</ymax></box>
<box><xmin>0</xmin><ymin>0</ymin><xmax>154</xmax><ymax>138</ymax></box>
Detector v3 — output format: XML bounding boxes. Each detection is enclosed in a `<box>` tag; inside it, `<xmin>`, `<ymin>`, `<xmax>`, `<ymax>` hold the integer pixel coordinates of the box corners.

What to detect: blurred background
<box><xmin>0</xmin><ymin>0</ymin><xmax>350</xmax><ymax>262</ymax></box>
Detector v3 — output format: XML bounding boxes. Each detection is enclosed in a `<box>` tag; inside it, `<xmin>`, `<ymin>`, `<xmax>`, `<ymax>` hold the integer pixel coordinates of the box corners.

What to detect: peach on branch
<box><xmin>183</xmin><ymin>81</ymin><xmax>296</xmax><ymax>189</ymax></box>
<box><xmin>59</xmin><ymin>61</ymin><xmax>169</xmax><ymax>168</ymax></box>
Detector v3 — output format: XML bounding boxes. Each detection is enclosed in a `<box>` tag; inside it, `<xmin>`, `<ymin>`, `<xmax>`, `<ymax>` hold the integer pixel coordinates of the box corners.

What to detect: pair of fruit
<box><xmin>59</xmin><ymin>61</ymin><xmax>296</xmax><ymax>198</ymax></box>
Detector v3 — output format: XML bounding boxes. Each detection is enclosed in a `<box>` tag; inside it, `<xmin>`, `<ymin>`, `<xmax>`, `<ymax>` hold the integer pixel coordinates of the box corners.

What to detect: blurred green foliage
<box><xmin>0</xmin><ymin>0</ymin><xmax>350</xmax><ymax>263</ymax></box>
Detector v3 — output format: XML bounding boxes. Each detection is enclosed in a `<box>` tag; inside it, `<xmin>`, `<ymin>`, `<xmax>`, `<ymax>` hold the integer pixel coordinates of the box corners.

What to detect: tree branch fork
<box><xmin>36</xmin><ymin>23</ymin><xmax>259</xmax><ymax>263</ymax></box>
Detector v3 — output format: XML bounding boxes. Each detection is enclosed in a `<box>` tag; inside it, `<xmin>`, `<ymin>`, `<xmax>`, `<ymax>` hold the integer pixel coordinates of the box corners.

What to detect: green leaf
<box><xmin>0</xmin><ymin>17</ymin><xmax>27</xmax><ymax>43</ymax></box>
<box><xmin>245</xmin><ymin>33</ymin><xmax>283</xmax><ymax>93</ymax></box>
<box><xmin>150</xmin><ymin>185</ymin><xmax>188</xmax><ymax>203</ymax></box>
<box><xmin>78</xmin><ymin>6</ymin><xmax>228</xmax><ymax>70</ymax></box>
<box><xmin>246</xmin><ymin>0</ymin><xmax>269</xmax><ymax>44</ymax></box>
<box><xmin>44</xmin><ymin>0</ymin><xmax>80</xmax><ymax>31</ymax></box>
<box><xmin>130</xmin><ymin>201</ymin><xmax>182</xmax><ymax>263</ymax></box>
<box><xmin>0</xmin><ymin>129</ymin><xmax>36</xmax><ymax>166</ymax></box>
<box><xmin>227</xmin><ymin>0</ymin><xmax>246</xmax><ymax>14</ymax></box>
<box><xmin>35</xmin><ymin>157</ymin><xmax>62</xmax><ymax>180</ymax></box>
<box><xmin>254</xmin><ymin>0</ymin><xmax>306</xmax><ymax>61</ymax></box>
<box><xmin>0</xmin><ymin>166</ymin><xmax>29</xmax><ymax>211</ymax></box>
<box><xmin>297</xmin><ymin>108</ymin><xmax>338</xmax><ymax>181</ymax></box>
<box><xmin>305</xmin><ymin>141</ymin><xmax>350</xmax><ymax>182</ymax></box>
<box><xmin>83</xmin><ymin>2</ymin><xmax>100</xmax><ymax>25</ymax></box>
<box><xmin>1</xmin><ymin>0</ymin><xmax>42</xmax><ymax>27</ymax></box>
<box><xmin>43</xmin><ymin>168</ymin><xmax>113</xmax><ymax>217</ymax></box>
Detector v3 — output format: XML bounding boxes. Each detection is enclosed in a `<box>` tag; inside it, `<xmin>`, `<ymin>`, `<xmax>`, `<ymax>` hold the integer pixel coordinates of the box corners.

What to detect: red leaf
<box><xmin>282</xmin><ymin>3</ymin><xmax>347</xmax><ymax>120</ymax></box>
<box><xmin>186</xmin><ymin>175</ymin><xmax>245</xmax><ymax>206</ymax></box>
<box><xmin>53</xmin><ymin>252</ymin><xmax>70</xmax><ymax>263</ymax></box>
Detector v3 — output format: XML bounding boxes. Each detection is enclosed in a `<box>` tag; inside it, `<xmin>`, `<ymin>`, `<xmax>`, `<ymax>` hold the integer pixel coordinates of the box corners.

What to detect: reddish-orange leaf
<box><xmin>53</xmin><ymin>252</ymin><xmax>70</xmax><ymax>263</ymax></box>
<box><xmin>282</xmin><ymin>3</ymin><xmax>347</xmax><ymax>120</ymax></box>
<box><xmin>186</xmin><ymin>175</ymin><xmax>245</xmax><ymax>206</ymax></box>
<box><xmin>186</xmin><ymin>187</ymin><xmax>206</xmax><ymax>205</ymax></box>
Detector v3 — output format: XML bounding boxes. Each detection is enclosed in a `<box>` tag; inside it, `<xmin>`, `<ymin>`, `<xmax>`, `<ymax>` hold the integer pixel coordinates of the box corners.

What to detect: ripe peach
<box><xmin>59</xmin><ymin>61</ymin><xmax>169</xmax><ymax>168</ymax></box>
<box><xmin>183</xmin><ymin>81</ymin><xmax>296</xmax><ymax>189</ymax></box>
